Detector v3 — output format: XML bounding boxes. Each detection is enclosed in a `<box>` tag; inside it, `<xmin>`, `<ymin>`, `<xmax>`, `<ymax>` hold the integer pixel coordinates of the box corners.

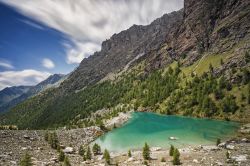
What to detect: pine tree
<box><xmin>128</xmin><ymin>150</ymin><xmax>132</xmax><ymax>157</ymax></box>
<box><xmin>20</xmin><ymin>152</ymin><xmax>32</xmax><ymax>166</ymax></box>
<box><xmin>104</xmin><ymin>149</ymin><xmax>111</xmax><ymax>164</ymax></box>
<box><xmin>169</xmin><ymin>145</ymin><xmax>174</xmax><ymax>156</ymax></box>
<box><xmin>172</xmin><ymin>148</ymin><xmax>181</xmax><ymax>165</ymax></box>
<box><xmin>86</xmin><ymin>146</ymin><xmax>92</xmax><ymax>160</ymax></box>
<box><xmin>59</xmin><ymin>150</ymin><xmax>65</xmax><ymax>162</ymax></box>
<box><xmin>92</xmin><ymin>143</ymin><xmax>101</xmax><ymax>155</ymax></box>
<box><xmin>142</xmin><ymin>142</ymin><xmax>150</xmax><ymax>160</ymax></box>
<box><xmin>51</xmin><ymin>132</ymin><xmax>59</xmax><ymax>149</ymax></box>
<box><xmin>63</xmin><ymin>156</ymin><xmax>71</xmax><ymax>166</ymax></box>
<box><xmin>78</xmin><ymin>145</ymin><xmax>85</xmax><ymax>156</ymax></box>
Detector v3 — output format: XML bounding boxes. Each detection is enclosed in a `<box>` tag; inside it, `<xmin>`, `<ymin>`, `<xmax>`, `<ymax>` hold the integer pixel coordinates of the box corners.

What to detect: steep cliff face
<box><xmin>164</xmin><ymin>0</ymin><xmax>250</xmax><ymax>65</ymax></box>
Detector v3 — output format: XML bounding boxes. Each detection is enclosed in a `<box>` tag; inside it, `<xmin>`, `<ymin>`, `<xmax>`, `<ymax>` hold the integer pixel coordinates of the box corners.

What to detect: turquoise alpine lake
<box><xmin>94</xmin><ymin>112</ymin><xmax>239</xmax><ymax>152</ymax></box>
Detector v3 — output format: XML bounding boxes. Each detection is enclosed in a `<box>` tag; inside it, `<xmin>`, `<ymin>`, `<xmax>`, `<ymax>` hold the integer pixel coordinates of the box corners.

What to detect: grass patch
<box><xmin>181</xmin><ymin>52</ymin><xmax>231</xmax><ymax>77</ymax></box>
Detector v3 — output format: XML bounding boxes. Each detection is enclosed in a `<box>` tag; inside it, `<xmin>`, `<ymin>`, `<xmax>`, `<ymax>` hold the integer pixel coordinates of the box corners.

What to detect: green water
<box><xmin>94</xmin><ymin>112</ymin><xmax>239</xmax><ymax>152</ymax></box>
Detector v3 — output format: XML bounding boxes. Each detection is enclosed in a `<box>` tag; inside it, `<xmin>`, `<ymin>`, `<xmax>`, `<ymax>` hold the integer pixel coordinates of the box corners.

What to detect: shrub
<box><xmin>20</xmin><ymin>152</ymin><xmax>32</xmax><ymax>166</ymax></box>
<box><xmin>128</xmin><ymin>150</ymin><xmax>132</xmax><ymax>157</ymax></box>
<box><xmin>216</xmin><ymin>138</ymin><xmax>221</xmax><ymax>146</ymax></box>
<box><xmin>161</xmin><ymin>157</ymin><xmax>166</xmax><ymax>162</ymax></box>
<box><xmin>226</xmin><ymin>151</ymin><xmax>230</xmax><ymax>159</ymax></box>
<box><xmin>63</xmin><ymin>156</ymin><xmax>71</xmax><ymax>166</ymax></box>
<box><xmin>58</xmin><ymin>150</ymin><xmax>65</xmax><ymax>162</ymax></box>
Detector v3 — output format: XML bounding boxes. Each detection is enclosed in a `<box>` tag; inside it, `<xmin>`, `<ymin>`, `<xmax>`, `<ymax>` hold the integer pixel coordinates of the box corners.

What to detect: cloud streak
<box><xmin>0</xmin><ymin>69</ymin><xmax>51</xmax><ymax>90</ymax></box>
<box><xmin>42</xmin><ymin>58</ymin><xmax>55</xmax><ymax>69</ymax></box>
<box><xmin>0</xmin><ymin>59</ymin><xmax>14</xmax><ymax>69</ymax></box>
<box><xmin>0</xmin><ymin>0</ymin><xmax>184</xmax><ymax>64</ymax></box>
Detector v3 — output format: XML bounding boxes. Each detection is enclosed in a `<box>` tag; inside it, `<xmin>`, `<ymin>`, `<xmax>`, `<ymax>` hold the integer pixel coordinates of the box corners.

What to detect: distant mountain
<box><xmin>0</xmin><ymin>86</ymin><xmax>31</xmax><ymax>107</ymax></box>
<box><xmin>0</xmin><ymin>74</ymin><xmax>65</xmax><ymax>113</ymax></box>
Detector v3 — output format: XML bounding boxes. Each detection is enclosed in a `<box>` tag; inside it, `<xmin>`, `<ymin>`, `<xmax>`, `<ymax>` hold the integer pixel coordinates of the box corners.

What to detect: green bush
<box><xmin>63</xmin><ymin>156</ymin><xmax>71</xmax><ymax>166</ymax></box>
<box><xmin>58</xmin><ymin>150</ymin><xmax>65</xmax><ymax>162</ymax></box>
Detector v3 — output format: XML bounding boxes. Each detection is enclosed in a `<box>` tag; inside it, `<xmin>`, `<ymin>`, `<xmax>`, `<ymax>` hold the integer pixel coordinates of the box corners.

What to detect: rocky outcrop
<box><xmin>60</xmin><ymin>10</ymin><xmax>183</xmax><ymax>92</ymax></box>
<box><xmin>164</xmin><ymin>0</ymin><xmax>250</xmax><ymax>65</ymax></box>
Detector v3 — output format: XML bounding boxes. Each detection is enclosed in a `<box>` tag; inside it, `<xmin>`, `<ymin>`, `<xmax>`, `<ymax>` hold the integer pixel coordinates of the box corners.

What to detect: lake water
<box><xmin>94</xmin><ymin>112</ymin><xmax>239</xmax><ymax>152</ymax></box>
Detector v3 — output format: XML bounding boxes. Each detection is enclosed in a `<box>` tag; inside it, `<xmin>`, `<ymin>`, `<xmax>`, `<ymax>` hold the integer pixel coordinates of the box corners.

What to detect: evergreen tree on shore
<box><xmin>128</xmin><ymin>150</ymin><xmax>132</xmax><ymax>157</ymax></box>
<box><xmin>104</xmin><ymin>149</ymin><xmax>111</xmax><ymax>164</ymax></box>
<box><xmin>173</xmin><ymin>148</ymin><xmax>181</xmax><ymax>165</ymax></box>
<box><xmin>142</xmin><ymin>142</ymin><xmax>150</xmax><ymax>160</ymax></box>
<box><xmin>169</xmin><ymin>145</ymin><xmax>174</xmax><ymax>156</ymax></box>
<box><xmin>92</xmin><ymin>143</ymin><xmax>101</xmax><ymax>155</ymax></box>
<box><xmin>78</xmin><ymin>145</ymin><xmax>85</xmax><ymax>156</ymax></box>
<box><xmin>86</xmin><ymin>146</ymin><xmax>92</xmax><ymax>160</ymax></box>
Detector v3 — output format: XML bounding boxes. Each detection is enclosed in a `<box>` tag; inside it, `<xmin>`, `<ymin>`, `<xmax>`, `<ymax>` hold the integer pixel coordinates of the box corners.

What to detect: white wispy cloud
<box><xmin>20</xmin><ymin>19</ymin><xmax>44</xmax><ymax>30</ymax></box>
<box><xmin>0</xmin><ymin>59</ymin><xmax>14</xmax><ymax>69</ymax></box>
<box><xmin>0</xmin><ymin>0</ymin><xmax>184</xmax><ymax>64</ymax></box>
<box><xmin>0</xmin><ymin>69</ymin><xmax>51</xmax><ymax>90</ymax></box>
<box><xmin>42</xmin><ymin>58</ymin><xmax>55</xmax><ymax>69</ymax></box>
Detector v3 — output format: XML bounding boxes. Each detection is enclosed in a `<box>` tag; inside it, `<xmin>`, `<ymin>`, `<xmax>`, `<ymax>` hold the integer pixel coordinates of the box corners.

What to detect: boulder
<box><xmin>218</xmin><ymin>142</ymin><xmax>226</xmax><ymax>148</ymax></box>
<box><xmin>193</xmin><ymin>159</ymin><xmax>199</xmax><ymax>163</ymax></box>
<box><xmin>150</xmin><ymin>147</ymin><xmax>161</xmax><ymax>151</ymax></box>
<box><xmin>23</xmin><ymin>135</ymin><xmax>30</xmax><ymax>139</ymax></box>
<box><xmin>214</xmin><ymin>161</ymin><xmax>223</xmax><ymax>166</ymax></box>
<box><xmin>226</xmin><ymin>144</ymin><xmax>234</xmax><ymax>150</ymax></box>
<box><xmin>202</xmin><ymin>145</ymin><xmax>220</xmax><ymax>151</ymax></box>
<box><xmin>127</xmin><ymin>157</ymin><xmax>134</xmax><ymax>162</ymax></box>
<box><xmin>63</xmin><ymin>147</ymin><xmax>74</xmax><ymax>154</ymax></box>
<box><xmin>231</xmin><ymin>155</ymin><xmax>247</xmax><ymax>162</ymax></box>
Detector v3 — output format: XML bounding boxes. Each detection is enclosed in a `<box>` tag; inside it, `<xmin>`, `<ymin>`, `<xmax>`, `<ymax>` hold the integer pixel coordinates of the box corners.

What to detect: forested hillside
<box><xmin>0</xmin><ymin>0</ymin><xmax>249</xmax><ymax>129</ymax></box>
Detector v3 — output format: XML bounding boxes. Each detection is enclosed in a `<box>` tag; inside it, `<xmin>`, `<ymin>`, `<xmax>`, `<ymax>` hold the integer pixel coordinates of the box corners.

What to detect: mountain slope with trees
<box><xmin>0</xmin><ymin>0</ymin><xmax>249</xmax><ymax>129</ymax></box>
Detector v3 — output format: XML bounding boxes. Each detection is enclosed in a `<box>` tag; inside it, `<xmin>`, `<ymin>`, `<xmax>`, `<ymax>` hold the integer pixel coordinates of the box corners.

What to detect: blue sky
<box><xmin>0</xmin><ymin>4</ymin><xmax>76</xmax><ymax>74</ymax></box>
<box><xmin>0</xmin><ymin>0</ymin><xmax>183</xmax><ymax>90</ymax></box>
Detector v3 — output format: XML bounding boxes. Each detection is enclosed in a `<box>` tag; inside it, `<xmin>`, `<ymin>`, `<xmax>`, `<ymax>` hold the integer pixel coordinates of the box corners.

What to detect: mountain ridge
<box><xmin>0</xmin><ymin>74</ymin><xmax>65</xmax><ymax>113</ymax></box>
